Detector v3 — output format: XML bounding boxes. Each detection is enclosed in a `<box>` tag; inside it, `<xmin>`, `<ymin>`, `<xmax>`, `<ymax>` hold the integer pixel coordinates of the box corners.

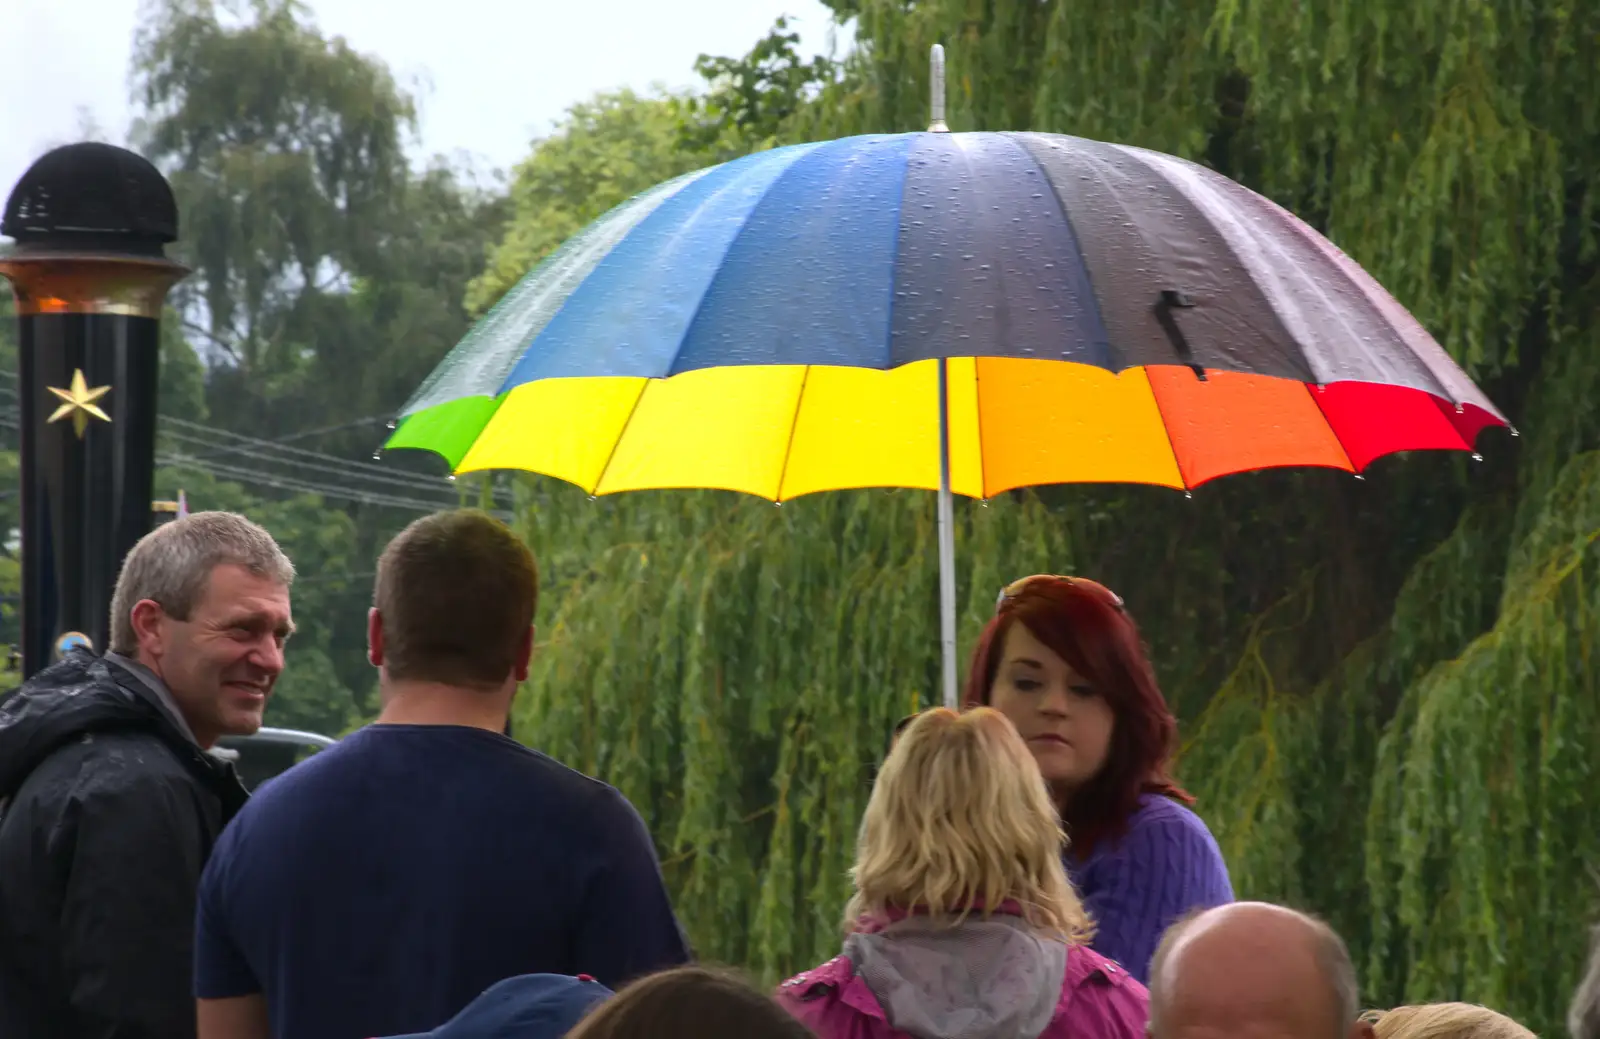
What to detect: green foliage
<box><xmin>342</xmin><ymin>161</ymin><xmax>509</xmax><ymax>422</ymax></box>
<box><xmin>465</xmin><ymin>90</ymin><xmax>711</xmax><ymax>315</ymax></box>
<box><xmin>1366</xmin><ymin>448</ymin><xmax>1600</xmax><ymax>1022</ymax></box>
<box><xmin>133</xmin><ymin>0</ymin><xmax>505</xmax><ymax>452</ymax></box>
<box><xmin>133</xmin><ymin>0</ymin><xmax>415</xmax><ymax>375</ymax></box>
<box><xmin>677</xmin><ymin>18</ymin><xmax>841</xmax><ymax>160</ymax></box>
<box><xmin>158</xmin><ymin>307</ymin><xmax>209</xmax><ymax>421</ymax></box>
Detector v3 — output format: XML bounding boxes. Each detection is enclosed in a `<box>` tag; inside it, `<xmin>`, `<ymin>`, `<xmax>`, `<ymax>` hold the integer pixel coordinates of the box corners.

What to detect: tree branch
<box><xmin>181</xmin><ymin>318</ymin><xmax>243</xmax><ymax>365</ymax></box>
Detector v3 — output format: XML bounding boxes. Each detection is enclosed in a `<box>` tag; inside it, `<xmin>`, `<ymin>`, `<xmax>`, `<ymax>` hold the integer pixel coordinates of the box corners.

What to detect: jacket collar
<box><xmin>782</xmin><ymin>908</ymin><xmax>1134</xmax><ymax>1026</ymax></box>
<box><xmin>103</xmin><ymin>652</ymin><xmax>200</xmax><ymax>747</ymax></box>
<box><xmin>98</xmin><ymin>654</ymin><xmax>250</xmax><ymax>817</ymax></box>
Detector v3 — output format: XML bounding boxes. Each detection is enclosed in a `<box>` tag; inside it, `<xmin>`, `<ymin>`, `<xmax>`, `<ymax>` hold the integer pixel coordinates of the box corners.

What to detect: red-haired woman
<box><xmin>963</xmin><ymin>575</ymin><xmax>1233</xmax><ymax>984</ymax></box>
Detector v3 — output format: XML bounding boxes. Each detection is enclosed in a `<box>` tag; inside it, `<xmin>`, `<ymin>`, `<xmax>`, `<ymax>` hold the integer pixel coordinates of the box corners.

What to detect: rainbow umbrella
<box><xmin>389</xmin><ymin>48</ymin><xmax>1506</xmax><ymax>707</ymax></box>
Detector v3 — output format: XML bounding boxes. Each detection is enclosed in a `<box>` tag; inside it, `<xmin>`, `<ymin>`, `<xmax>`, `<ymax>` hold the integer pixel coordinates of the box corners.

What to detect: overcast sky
<box><xmin>1</xmin><ymin>0</ymin><xmax>846</xmax><ymax>198</ymax></box>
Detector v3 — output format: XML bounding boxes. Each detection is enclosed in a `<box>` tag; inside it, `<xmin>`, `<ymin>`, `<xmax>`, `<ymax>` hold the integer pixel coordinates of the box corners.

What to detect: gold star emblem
<box><xmin>47</xmin><ymin>369</ymin><xmax>112</xmax><ymax>439</ymax></box>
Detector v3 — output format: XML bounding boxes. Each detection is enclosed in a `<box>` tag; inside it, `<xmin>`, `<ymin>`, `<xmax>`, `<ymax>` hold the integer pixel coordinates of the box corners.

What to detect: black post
<box><xmin>0</xmin><ymin>143</ymin><xmax>186</xmax><ymax>676</ymax></box>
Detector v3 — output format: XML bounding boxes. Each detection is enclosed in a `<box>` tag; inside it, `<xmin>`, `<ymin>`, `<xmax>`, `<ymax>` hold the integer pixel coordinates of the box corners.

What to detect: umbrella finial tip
<box><xmin>928</xmin><ymin>43</ymin><xmax>950</xmax><ymax>133</ymax></box>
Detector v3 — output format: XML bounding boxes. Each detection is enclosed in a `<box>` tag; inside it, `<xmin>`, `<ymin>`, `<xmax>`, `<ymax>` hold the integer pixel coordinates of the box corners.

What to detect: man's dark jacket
<box><xmin>0</xmin><ymin>648</ymin><xmax>249</xmax><ymax>1039</ymax></box>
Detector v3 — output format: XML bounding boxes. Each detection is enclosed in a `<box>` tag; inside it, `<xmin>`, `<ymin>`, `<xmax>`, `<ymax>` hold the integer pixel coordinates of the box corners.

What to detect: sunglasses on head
<box><xmin>994</xmin><ymin>574</ymin><xmax>1126</xmax><ymax>614</ymax></box>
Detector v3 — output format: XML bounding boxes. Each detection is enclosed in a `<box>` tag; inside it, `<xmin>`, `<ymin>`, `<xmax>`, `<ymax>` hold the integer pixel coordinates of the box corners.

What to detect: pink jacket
<box><xmin>775</xmin><ymin>912</ymin><xmax>1148</xmax><ymax>1039</ymax></box>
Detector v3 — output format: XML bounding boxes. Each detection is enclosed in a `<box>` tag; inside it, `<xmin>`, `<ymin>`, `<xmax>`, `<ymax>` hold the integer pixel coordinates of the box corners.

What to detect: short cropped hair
<box><xmin>110</xmin><ymin>511</ymin><xmax>294</xmax><ymax>654</ymax></box>
<box><xmin>846</xmin><ymin>707</ymin><xmax>1093</xmax><ymax>941</ymax></box>
<box><xmin>372</xmin><ymin>510</ymin><xmax>538</xmax><ymax>688</ymax></box>
<box><xmin>1363</xmin><ymin>1002</ymin><xmax>1534</xmax><ymax>1039</ymax></box>
<box><xmin>1149</xmin><ymin>906</ymin><xmax>1359</xmax><ymax>1039</ymax></box>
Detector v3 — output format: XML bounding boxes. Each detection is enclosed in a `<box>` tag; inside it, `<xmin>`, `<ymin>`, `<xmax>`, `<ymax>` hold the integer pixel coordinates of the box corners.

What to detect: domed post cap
<box><xmin>1</xmin><ymin>142</ymin><xmax>188</xmax><ymax>317</ymax></box>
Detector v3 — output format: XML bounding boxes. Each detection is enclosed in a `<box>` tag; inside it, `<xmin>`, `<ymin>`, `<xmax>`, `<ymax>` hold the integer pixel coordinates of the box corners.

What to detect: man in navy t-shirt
<box><xmin>194</xmin><ymin>510</ymin><xmax>690</xmax><ymax>1039</ymax></box>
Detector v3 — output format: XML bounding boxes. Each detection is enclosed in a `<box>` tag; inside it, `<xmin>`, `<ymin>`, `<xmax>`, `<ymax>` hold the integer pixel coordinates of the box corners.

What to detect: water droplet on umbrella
<box><xmin>1353</xmin><ymin>474</ymin><xmax>1365</xmax><ymax>481</ymax></box>
<box><xmin>587</xmin><ymin>495</ymin><xmax>598</xmax><ymax>502</ymax></box>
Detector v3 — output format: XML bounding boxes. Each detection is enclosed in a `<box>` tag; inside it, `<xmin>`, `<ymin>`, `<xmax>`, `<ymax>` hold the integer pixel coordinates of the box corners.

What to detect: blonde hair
<box><xmin>1361</xmin><ymin>1003</ymin><xmax>1535</xmax><ymax>1039</ymax></box>
<box><xmin>845</xmin><ymin>707</ymin><xmax>1092</xmax><ymax>941</ymax></box>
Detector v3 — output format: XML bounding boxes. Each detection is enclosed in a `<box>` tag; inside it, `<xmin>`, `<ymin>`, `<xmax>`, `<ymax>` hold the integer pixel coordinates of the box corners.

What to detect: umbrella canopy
<box><xmin>391</xmin><ymin>130</ymin><xmax>1505</xmax><ymax>496</ymax></box>
<box><xmin>388</xmin><ymin>117</ymin><xmax>1507</xmax><ymax>707</ymax></box>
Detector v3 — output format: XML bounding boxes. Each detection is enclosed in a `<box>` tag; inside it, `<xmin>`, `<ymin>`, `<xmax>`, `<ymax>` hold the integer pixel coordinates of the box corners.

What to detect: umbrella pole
<box><xmin>937</xmin><ymin>357</ymin><xmax>959</xmax><ymax>709</ymax></box>
<box><xmin>929</xmin><ymin>43</ymin><xmax>959</xmax><ymax>710</ymax></box>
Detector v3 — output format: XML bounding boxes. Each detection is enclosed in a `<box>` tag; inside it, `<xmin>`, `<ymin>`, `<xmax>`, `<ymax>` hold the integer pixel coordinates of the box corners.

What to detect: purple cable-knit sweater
<box><xmin>1065</xmin><ymin>792</ymin><xmax>1234</xmax><ymax>985</ymax></box>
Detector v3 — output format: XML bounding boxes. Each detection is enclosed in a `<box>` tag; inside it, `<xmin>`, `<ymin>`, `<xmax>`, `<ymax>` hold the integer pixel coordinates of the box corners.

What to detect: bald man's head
<box><xmin>1147</xmin><ymin>902</ymin><xmax>1373</xmax><ymax>1039</ymax></box>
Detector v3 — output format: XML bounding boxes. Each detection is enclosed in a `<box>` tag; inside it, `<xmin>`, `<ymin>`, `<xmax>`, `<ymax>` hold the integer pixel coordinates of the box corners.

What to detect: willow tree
<box><xmin>494</xmin><ymin>1</ymin><xmax>1600</xmax><ymax>1028</ymax></box>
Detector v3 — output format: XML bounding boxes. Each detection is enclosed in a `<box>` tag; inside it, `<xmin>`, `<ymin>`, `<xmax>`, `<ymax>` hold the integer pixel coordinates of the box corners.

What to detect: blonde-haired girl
<box><xmin>777</xmin><ymin>707</ymin><xmax>1149</xmax><ymax>1039</ymax></box>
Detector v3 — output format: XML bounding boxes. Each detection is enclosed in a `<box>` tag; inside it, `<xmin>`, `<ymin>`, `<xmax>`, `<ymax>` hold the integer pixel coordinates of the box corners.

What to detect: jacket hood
<box><xmin>843</xmin><ymin>914</ymin><xmax>1067</xmax><ymax>1039</ymax></box>
<box><xmin>0</xmin><ymin>648</ymin><xmax>177</xmax><ymax>799</ymax></box>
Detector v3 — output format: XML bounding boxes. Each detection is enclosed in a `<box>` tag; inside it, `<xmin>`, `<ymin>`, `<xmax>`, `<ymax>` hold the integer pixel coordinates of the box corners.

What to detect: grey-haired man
<box><xmin>0</xmin><ymin>512</ymin><xmax>295</xmax><ymax>1039</ymax></box>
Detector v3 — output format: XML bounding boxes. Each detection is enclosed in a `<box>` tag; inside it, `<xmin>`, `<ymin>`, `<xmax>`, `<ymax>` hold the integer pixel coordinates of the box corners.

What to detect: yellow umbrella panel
<box><xmin>433</xmin><ymin>357</ymin><xmax>1369</xmax><ymax>501</ymax></box>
